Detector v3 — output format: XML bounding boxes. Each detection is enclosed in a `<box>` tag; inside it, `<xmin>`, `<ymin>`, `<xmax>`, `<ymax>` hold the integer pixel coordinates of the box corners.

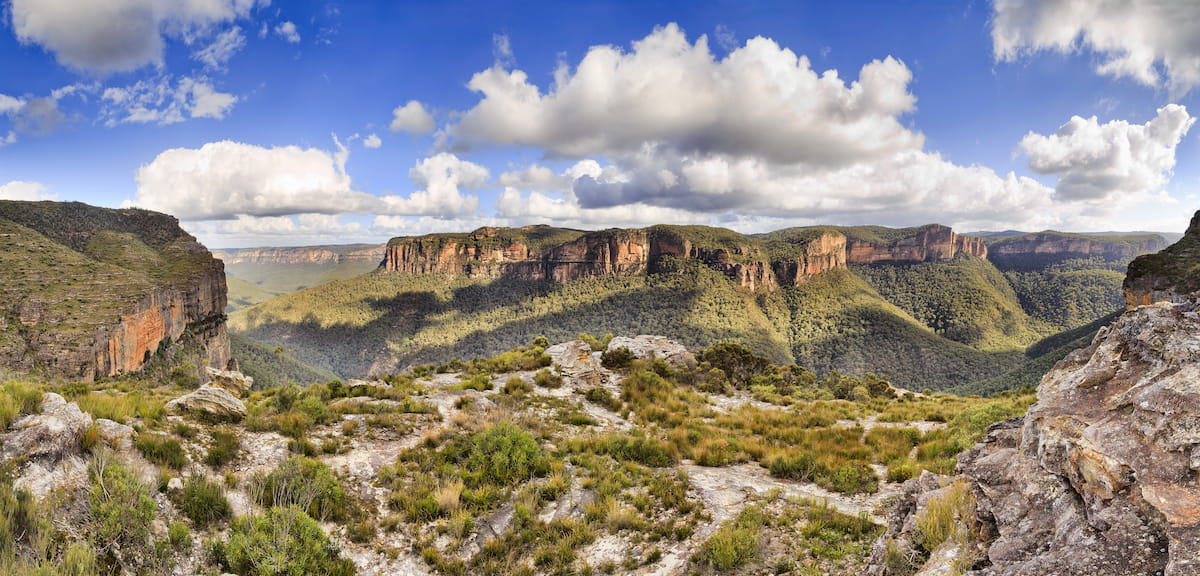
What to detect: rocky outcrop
<box><xmin>872</xmin><ymin>299</ymin><xmax>1200</xmax><ymax>576</ymax></box>
<box><xmin>545</xmin><ymin>340</ymin><xmax>611</xmax><ymax>389</ymax></box>
<box><xmin>212</xmin><ymin>243</ymin><xmax>385</xmax><ymax>265</ymax></box>
<box><xmin>0</xmin><ymin>200</ymin><xmax>231</xmax><ymax>381</ymax></box>
<box><xmin>165</xmin><ymin>385</ymin><xmax>247</xmax><ymax>421</ymax></box>
<box><xmin>205</xmin><ymin>366</ymin><xmax>254</xmax><ymax>396</ymax></box>
<box><xmin>771</xmin><ymin>230</ymin><xmax>847</xmax><ymax>283</ymax></box>
<box><xmin>845</xmin><ymin>225</ymin><xmax>987</xmax><ymax>264</ymax></box>
<box><xmin>606</xmin><ymin>335</ymin><xmax>694</xmax><ymax>367</ymax></box>
<box><xmin>0</xmin><ymin>393</ymin><xmax>91</xmax><ymax>462</ymax></box>
<box><xmin>1124</xmin><ymin>212</ymin><xmax>1200</xmax><ymax>308</ymax></box>
<box><xmin>990</xmin><ymin>232</ymin><xmax>1165</xmax><ymax>261</ymax></box>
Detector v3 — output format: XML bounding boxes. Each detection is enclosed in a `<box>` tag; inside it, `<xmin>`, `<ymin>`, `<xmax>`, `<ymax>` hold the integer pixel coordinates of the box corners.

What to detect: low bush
<box><xmin>89</xmin><ymin>459</ymin><xmax>156</xmax><ymax>553</ymax></box>
<box><xmin>224</xmin><ymin>506</ymin><xmax>356</xmax><ymax>576</ymax></box>
<box><xmin>178</xmin><ymin>476</ymin><xmax>231</xmax><ymax>528</ymax></box>
<box><xmin>502</xmin><ymin>376</ymin><xmax>532</xmax><ymax>396</ymax></box>
<box><xmin>463</xmin><ymin>422</ymin><xmax>549</xmax><ymax>487</ymax></box>
<box><xmin>700</xmin><ymin>505</ymin><xmax>763</xmax><ymax>570</ymax></box>
<box><xmin>254</xmin><ymin>457</ymin><xmax>352</xmax><ymax>522</ymax></box>
<box><xmin>135</xmin><ymin>433</ymin><xmax>187</xmax><ymax>469</ymax></box>
<box><xmin>533</xmin><ymin>368</ymin><xmax>563</xmax><ymax>388</ymax></box>
<box><xmin>205</xmin><ymin>429</ymin><xmax>241</xmax><ymax>468</ymax></box>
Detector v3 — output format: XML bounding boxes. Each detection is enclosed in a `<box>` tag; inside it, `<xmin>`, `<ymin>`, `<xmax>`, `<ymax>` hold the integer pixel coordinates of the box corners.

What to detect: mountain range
<box><xmin>229</xmin><ymin>222</ymin><xmax>1167</xmax><ymax>393</ymax></box>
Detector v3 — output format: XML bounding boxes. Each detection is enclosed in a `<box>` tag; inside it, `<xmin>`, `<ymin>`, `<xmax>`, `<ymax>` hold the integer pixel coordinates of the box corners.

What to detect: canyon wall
<box><xmin>1124</xmin><ymin>213</ymin><xmax>1200</xmax><ymax>308</ymax></box>
<box><xmin>381</xmin><ymin>224</ymin><xmax>985</xmax><ymax>291</ymax></box>
<box><xmin>844</xmin><ymin>225</ymin><xmax>988</xmax><ymax>263</ymax></box>
<box><xmin>213</xmin><ymin>243</ymin><xmax>385</xmax><ymax>265</ymax></box>
<box><xmin>0</xmin><ymin>201</ymin><xmax>231</xmax><ymax>381</ymax></box>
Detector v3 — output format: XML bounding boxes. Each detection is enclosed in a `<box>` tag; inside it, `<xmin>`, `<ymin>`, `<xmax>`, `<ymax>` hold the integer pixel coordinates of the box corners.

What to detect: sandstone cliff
<box><xmin>213</xmin><ymin>243</ymin><xmax>385</xmax><ymax>265</ymax></box>
<box><xmin>988</xmin><ymin>230</ymin><xmax>1167</xmax><ymax>272</ymax></box>
<box><xmin>1124</xmin><ymin>212</ymin><xmax>1200</xmax><ymax>308</ymax></box>
<box><xmin>381</xmin><ymin>223</ymin><xmax>985</xmax><ymax>291</ymax></box>
<box><xmin>843</xmin><ymin>224</ymin><xmax>988</xmax><ymax>264</ymax></box>
<box><xmin>0</xmin><ymin>201</ymin><xmax>231</xmax><ymax>381</ymax></box>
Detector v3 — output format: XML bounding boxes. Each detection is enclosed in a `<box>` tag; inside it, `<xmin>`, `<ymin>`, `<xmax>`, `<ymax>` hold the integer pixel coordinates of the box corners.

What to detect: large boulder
<box><xmin>870</xmin><ymin>300</ymin><xmax>1200</xmax><ymax>576</ymax></box>
<box><xmin>166</xmin><ymin>385</ymin><xmax>246</xmax><ymax>421</ymax></box>
<box><xmin>0</xmin><ymin>393</ymin><xmax>91</xmax><ymax>461</ymax></box>
<box><xmin>205</xmin><ymin>367</ymin><xmax>253</xmax><ymax>397</ymax></box>
<box><xmin>605</xmin><ymin>335</ymin><xmax>693</xmax><ymax>367</ymax></box>
<box><xmin>546</xmin><ymin>340</ymin><xmax>611</xmax><ymax>388</ymax></box>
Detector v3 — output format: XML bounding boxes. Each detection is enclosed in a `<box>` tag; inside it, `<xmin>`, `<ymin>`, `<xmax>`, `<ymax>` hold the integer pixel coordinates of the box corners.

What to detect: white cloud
<box><xmin>133</xmin><ymin>141</ymin><xmax>484</xmax><ymax>221</ymax></box>
<box><xmin>493</xmin><ymin>33</ymin><xmax>514</xmax><ymax>65</ymax></box>
<box><xmin>101</xmin><ymin>75</ymin><xmax>237</xmax><ymax>125</ymax></box>
<box><xmin>992</xmin><ymin>0</ymin><xmax>1200</xmax><ymax>96</ymax></box>
<box><xmin>377</xmin><ymin>153</ymin><xmax>486</xmax><ymax>217</ymax></box>
<box><xmin>0</xmin><ymin>181</ymin><xmax>57</xmax><ymax>201</ymax></box>
<box><xmin>0</xmin><ymin>132</ymin><xmax>15</xmax><ymax>146</ymax></box>
<box><xmin>10</xmin><ymin>97</ymin><xmax>67</xmax><ymax>135</ymax></box>
<box><xmin>8</xmin><ymin>0</ymin><xmax>265</xmax><ymax>73</ymax></box>
<box><xmin>184</xmin><ymin>214</ymin><xmax>367</xmax><ymax>248</ymax></box>
<box><xmin>495</xmin><ymin>150</ymin><xmax>1059</xmax><ymax>232</ymax></box>
<box><xmin>450</xmin><ymin>23</ymin><xmax>921</xmax><ymax>166</ymax></box>
<box><xmin>363</xmin><ymin>134</ymin><xmax>382</xmax><ymax>149</ymax></box>
<box><xmin>390</xmin><ymin>101</ymin><xmax>435</xmax><ymax>134</ymax></box>
<box><xmin>1019</xmin><ymin>104</ymin><xmax>1195</xmax><ymax>201</ymax></box>
<box><xmin>193</xmin><ymin>26</ymin><xmax>246</xmax><ymax>70</ymax></box>
<box><xmin>0</xmin><ymin>94</ymin><xmax>24</xmax><ymax>115</ymax></box>
<box><xmin>274</xmin><ymin>21</ymin><xmax>300</xmax><ymax>43</ymax></box>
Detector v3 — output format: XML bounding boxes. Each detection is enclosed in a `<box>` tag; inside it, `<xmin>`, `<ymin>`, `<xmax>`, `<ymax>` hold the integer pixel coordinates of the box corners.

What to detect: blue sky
<box><xmin>1</xmin><ymin>0</ymin><xmax>1199</xmax><ymax>247</ymax></box>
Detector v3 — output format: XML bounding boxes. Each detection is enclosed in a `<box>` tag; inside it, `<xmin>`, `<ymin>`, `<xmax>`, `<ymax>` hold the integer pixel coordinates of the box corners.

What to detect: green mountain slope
<box><xmin>231</xmin><ymin>260</ymin><xmax>793</xmax><ymax>377</ymax></box>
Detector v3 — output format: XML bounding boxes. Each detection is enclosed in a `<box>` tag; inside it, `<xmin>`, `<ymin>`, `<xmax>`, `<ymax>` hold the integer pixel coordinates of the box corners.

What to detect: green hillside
<box><xmin>231</xmin><ymin>259</ymin><xmax>793</xmax><ymax>377</ymax></box>
<box><xmin>230</xmin><ymin>333</ymin><xmax>337</xmax><ymax>390</ymax></box>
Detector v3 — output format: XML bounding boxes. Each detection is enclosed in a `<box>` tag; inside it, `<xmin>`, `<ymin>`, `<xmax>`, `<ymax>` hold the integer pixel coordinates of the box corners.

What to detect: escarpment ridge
<box><xmin>380</xmin><ymin>223</ymin><xmax>988</xmax><ymax>290</ymax></box>
<box><xmin>0</xmin><ymin>200</ymin><xmax>231</xmax><ymax>381</ymax></box>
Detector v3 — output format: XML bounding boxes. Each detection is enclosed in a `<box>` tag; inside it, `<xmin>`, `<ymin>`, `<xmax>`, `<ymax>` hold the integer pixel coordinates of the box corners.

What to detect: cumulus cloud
<box><xmin>274</xmin><ymin>21</ymin><xmax>300</xmax><ymax>43</ymax></box>
<box><xmin>1019</xmin><ymin>104</ymin><xmax>1195</xmax><ymax>201</ymax></box>
<box><xmin>0</xmin><ymin>94</ymin><xmax>23</xmax><ymax>115</ymax></box>
<box><xmin>450</xmin><ymin>23</ymin><xmax>921</xmax><ymax>166</ymax></box>
<box><xmin>10</xmin><ymin>97</ymin><xmax>68</xmax><ymax>135</ymax></box>
<box><xmin>496</xmin><ymin>150</ymin><xmax>1058</xmax><ymax>232</ymax></box>
<box><xmin>184</xmin><ymin>214</ymin><xmax>367</xmax><ymax>247</ymax></box>
<box><xmin>0</xmin><ymin>181</ymin><xmax>56</xmax><ymax>201</ymax></box>
<box><xmin>363</xmin><ymin>134</ymin><xmax>382</xmax><ymax>149</ymax></box>
<box><xmin>390</xmin><ymin>101</ymin><xmax>435</xmax><ymax>134</ymax></box>
<box><xmin>8</xmin><ymin>0</ymin><xmax>265</xmax><ymax>73</ymax></box>
<box><xmin>101</xmin><ymin>76</ymin><xmax>237</xmax><ymax>125</ymax></box>
<box><xmin>992</xmin><ymin>0</ymin><xmax>1200</xmax><ymax>96</ymax></box>
<box><xmin>193</xmin><ymin>26</ymin><xmax>246</xmax><ymax>70</ymax></box>
<box><xmin>133</xmin><ymin>141</ymin><xmax>483</xmax><ymax>221</ymax></box>
<box><xmin>377</xmin><ymin>153</ymin><xmax>486</xmax><ymax>217</ymax></box>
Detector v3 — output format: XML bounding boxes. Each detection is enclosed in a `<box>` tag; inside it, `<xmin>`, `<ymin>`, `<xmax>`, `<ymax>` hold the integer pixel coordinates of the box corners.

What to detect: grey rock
<box><xmin>870</xmin><ymin>300</ymin><xmax>1200</xmax><ymax>576</ymax></box>
<box><xmin>204</xmin><ymin>367</ymin><xmax>253</xmax><ymax>397</ymax></box>
<box><xmin>166</xmin><ymin>385</ymin><xmax>247</xmax><ymax>421</ymax></box>
<box><xmin>94</xmin><ymin>418</ymin><xmax>134</xmax><ymax>451</ymax></box>
<box><xmin>606</xmin><ymin>335</ymin><xmax>694</xmax><ymax>366</ymax></box>
<box><xmin>0</xmin><ymin>392</ymin><xmax>91</xmax><ymax>461</ymax></box>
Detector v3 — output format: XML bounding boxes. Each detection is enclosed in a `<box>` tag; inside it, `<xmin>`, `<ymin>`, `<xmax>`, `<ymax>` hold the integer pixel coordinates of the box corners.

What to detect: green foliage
<box><xmin>167</xmin><ymin>521</ymin><xmax>190</xmax><ymax>549</ymax></box>
<box><xmin>135</xmin><ymin>433</ymin><xmax>187</xmax><ymax>469</ymax></box>
<box><xmin>533</xmin><ymin>368</ymin><xmax>563</xmax><ymax>388</ymax></box>
<box><xmin>463</xmin><ymin>422</ymin><xmax>549</xmax><ymax>487</ymax></box>
<box><xmin>502</xmin><ymin>376</ymin><xmax>532</xmax><ymax>395</ymax></box>
<box><xmin>178</xmin><ymin>476</ymin><xmax>231</xmax><ymax>528</ymax></box>
<box><xmin>230</xmin><ymin>334</ymin><xmax>337</xmax><ymax>391</ymax></box>
<box><xmin>700</xmin><ymin>505</ymin><xmax>763</xmax><ymax>570</ymax></box>
<box><xmin>223</xmin><ymin>506</ymin><xmax>356</xmax><ymax>576</ymax></box>
<box><xmin>0</xmin><ymin>381</ymin><xmax>42</xmax><ymax>430</ymax></box>
<box><xmin>254</xmin><ymin>457</ymin><xmax>352</xmax><ymax>522</ymax></box>
<box><xmin>699</xmin><ymin>342</ymin><xmax>775</xmax><ymax>388</ymax></box>
<box><xmin>88</xmin><ymin>458</ymin><xmax>156</xmax><ymax>553</ymax></box>
<box><xmin>600</xmin><ymin>347</ymin><xmax>635</xmax><ymax>370</ymax></box>
<box><xmin>205</xmin><ymin>429</ymin><xmax>241</xmax><ymax>468</ymax></box>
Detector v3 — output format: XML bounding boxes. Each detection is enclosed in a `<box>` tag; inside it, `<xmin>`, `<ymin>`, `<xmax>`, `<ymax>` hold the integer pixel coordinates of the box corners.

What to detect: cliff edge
<box><xmin>0</xmin><ymin>201</ymin><xmax>231</xmax><ymax>381</ymax></box>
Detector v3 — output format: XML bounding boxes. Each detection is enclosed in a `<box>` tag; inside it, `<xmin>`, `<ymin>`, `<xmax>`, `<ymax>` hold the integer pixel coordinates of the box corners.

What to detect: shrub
<box><xmin>460</xmin><ymin>373</ymin><xmax>492</xmax><ymax>392</ymax></box>
<box><xmin>89</xmin><ymin>459</ymin><xmax>156</xmax><ymax>553</ymax></box>
<box><xmin>224</xmin><ymin>506</ymin><xmax>356</xmax><ymax>576</ymax></box>
<box><xmin>584</xmin><ymin>388</ymin><xmax>622</xmax><ymax>412</ymax></box>
<box><xmin>533</xmin><ymin>368</ymin><xmax>563</xmax><ymax>388</ymax></box>
<box><xmin>178</xmin><ymin>476</ymin><xmax>231</xmax><ymax>528</ymax></box>
<box><xmin>168</xmin><ymin>521</ymin><xmax>191</xmax><ymax>549</ymax></box>
<box><xmin>297</xmin><ymin>396</ymin><xmax>336</xmax><ymax>426</ymax></box>
<box><xmin>700</xmin><ymin>505</ymin><xmax>763</xmax><ymax>570</ymax></box>
<box><xmin>135</xmin><ymin>433</ymin><xmax>187</xmax><ymax>469</ymax></box>
<box><xmin>463</xmin><ymin>422</ymin><xmax>548</xmax><ymax>487</ymax></box>
<box><xmin>768</xmin><ymin>451</ymin><xmax>823</xmax><ymax>482</ymax></box>
<box><xmin>600</xmin><ymin>347</ymin><xmax>635</xmax><ymax>370</ymax></box>
<box><xmin>915</xmin><ymin>479</ymin><xmax>976</xmax><ymax>554</ymax></box>
<box><xmin>205</xmin><ymin>429</ymin><xmax>241</xmax><ymax>468</ymax></box>
<box><xmin>602</xmin><ymin>434</ymin><xmax>677</xmax><ymax>467</ymax></box>
<box><xmin>502</xmin><ymin>376</ymin><xmax>532</xmax><ymax>396</ymax></box>
<box><xmin>818</xmin><ymin>462</ymin><xmax>879</xmax><ymax>495</ymax></box>
<box><xmin>276</xmin><ymin>410</ymin><xmax>312</xmax><ymax>440</ymax></box>
<box><xmin>887</xmin><ymin>460</ymin><xmax>918</xmax><ymax>483</ymax></box>
<box><xmin>255</xmin><ymin>457</ymin><xmax>352</xmax><ymax>522</ymax></box>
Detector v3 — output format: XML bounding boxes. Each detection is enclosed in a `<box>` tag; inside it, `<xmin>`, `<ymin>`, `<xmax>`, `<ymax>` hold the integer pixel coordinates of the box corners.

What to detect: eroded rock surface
<box><xmin>165</xmin><ymin>385</ymin><xmax>247</xmax><ymax>421</ymax></box>
<box><xmin>607</xmin><ymin>335</ymin><xmax>694</xmax><ymax>367</ymax></box>
<box><xmin>204</xmin><ymin>367</ymin><xmax>253</xmax><ymax>396</ymax></box>
<box><xmin>872</xmin><ymin>300</ymin><xmax>1200</xmax><ymax>576</ymax></box>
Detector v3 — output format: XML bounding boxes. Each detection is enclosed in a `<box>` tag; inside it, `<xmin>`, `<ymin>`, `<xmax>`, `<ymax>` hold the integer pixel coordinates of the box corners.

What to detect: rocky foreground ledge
<box><xmin>871</xmin><ymin>299</ymin><xmax>1200</xmax><ymax>576</ymax></box>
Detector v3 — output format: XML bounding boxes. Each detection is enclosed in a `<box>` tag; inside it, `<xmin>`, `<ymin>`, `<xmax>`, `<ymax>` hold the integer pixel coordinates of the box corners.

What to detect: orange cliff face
<box><xmin>845</xmin><ymin>225</ymin><xmax>987</xmax><ymax>264</ymax></box>
<box><xmin>95</xmin><ymin>264</ymin><xmax>231</xmax><ymax>379</ymax></box>
<box><xmin>380</xmin><ymin>224</ymin><xmax>989</xmax><ymax>292</ymax></box>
